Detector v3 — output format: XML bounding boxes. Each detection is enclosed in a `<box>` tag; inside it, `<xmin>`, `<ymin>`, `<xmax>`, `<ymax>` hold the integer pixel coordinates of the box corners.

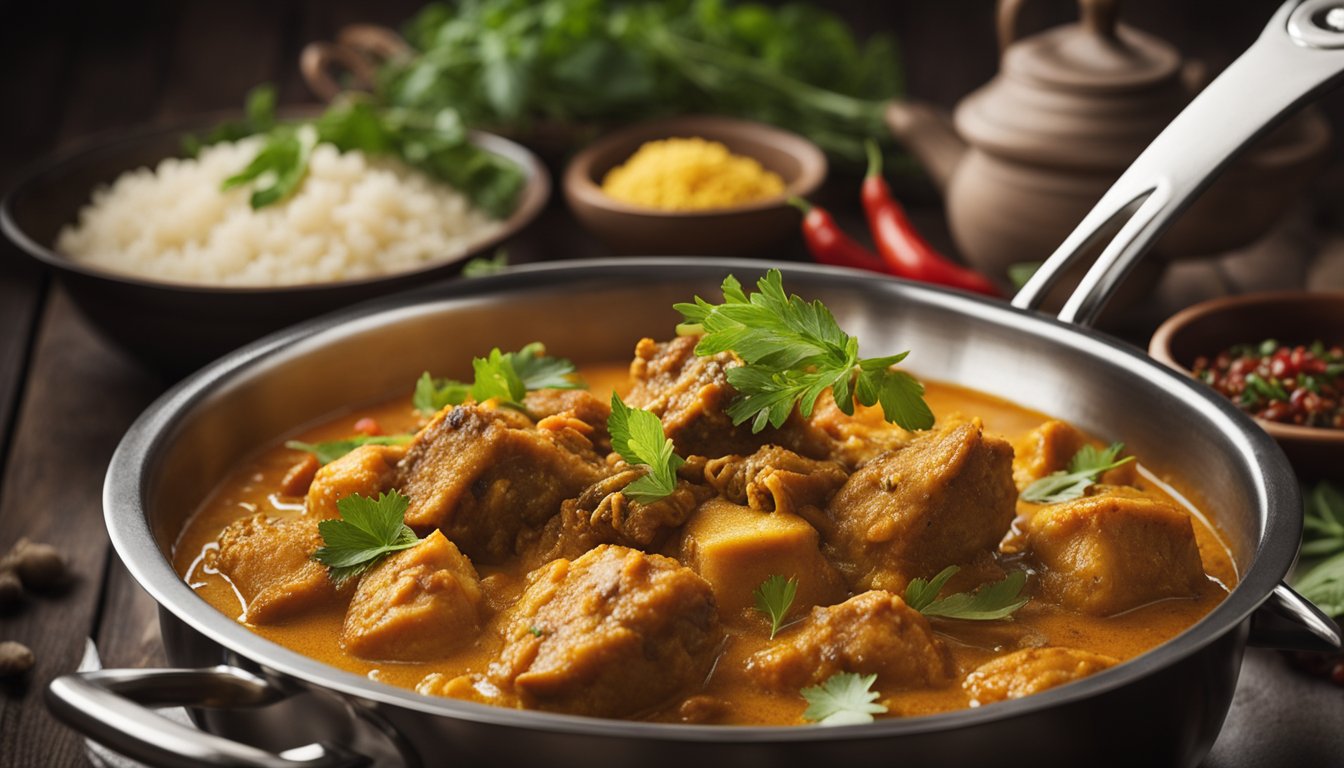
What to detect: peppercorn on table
<box><xmin>1</xmin><ymin>1</ymin><xmax>1342</xmax><ymax>765</ymax></box>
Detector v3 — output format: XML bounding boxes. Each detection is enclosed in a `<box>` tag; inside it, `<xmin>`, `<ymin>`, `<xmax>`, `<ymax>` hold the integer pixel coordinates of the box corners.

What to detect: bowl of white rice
<box><xmin>1</xmin><ymin>114</ymin><xmax>549</xmax><ymax>374</ymax></box>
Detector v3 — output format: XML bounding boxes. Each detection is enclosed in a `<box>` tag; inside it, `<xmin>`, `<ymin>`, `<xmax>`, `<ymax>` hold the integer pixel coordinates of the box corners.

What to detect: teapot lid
<box><xmin>953</xmin><ymin>0</ymin><xmax>1188</xmax><ymax>170</ymax></box>
<box><xmin>1005</xmin><ymin>8</ymin><xmax>1181</xmax><ymax>92</ymax></box>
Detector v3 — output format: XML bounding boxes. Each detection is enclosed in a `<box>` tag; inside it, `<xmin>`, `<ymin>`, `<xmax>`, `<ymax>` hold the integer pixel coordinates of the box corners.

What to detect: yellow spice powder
<box><xmin>600</xmin><ymin>137</ymin><xmax>786</xmax><ymax>211</ymax></box>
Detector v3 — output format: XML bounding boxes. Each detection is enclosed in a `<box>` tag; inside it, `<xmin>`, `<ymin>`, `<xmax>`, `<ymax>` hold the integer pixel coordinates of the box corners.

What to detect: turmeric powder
<box><xmin>601</xmin><ymin>137</ymin><xmax>785</xmax><ymax>211</ymax></box>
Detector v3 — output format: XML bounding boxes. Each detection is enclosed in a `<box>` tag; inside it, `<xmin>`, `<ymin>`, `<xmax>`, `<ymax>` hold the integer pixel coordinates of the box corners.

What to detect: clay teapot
<box><xmin>887</xmin><ymin>0</ymin><xmax>1330</xmax><ymax>283</ymax></box>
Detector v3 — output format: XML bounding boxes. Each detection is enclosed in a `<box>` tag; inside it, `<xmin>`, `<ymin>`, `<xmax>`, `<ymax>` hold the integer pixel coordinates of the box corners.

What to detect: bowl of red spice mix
<box><xmin>1149</xmin><ymin>291</ymin><xmax>1344</xmax><ymax>478</ymax></box>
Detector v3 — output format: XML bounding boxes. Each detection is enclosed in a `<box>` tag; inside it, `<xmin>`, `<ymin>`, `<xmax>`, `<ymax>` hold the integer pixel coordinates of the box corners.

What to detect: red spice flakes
<box><xmin>1192</xmin><ymin>339</ymin><xmax>1344</xmax><ymax>429</ymax></box>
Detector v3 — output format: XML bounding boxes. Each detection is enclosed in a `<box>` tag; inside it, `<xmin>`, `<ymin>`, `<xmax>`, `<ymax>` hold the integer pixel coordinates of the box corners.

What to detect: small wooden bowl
<box><xmin>1149</xmin><ymin>291</ymin><xmax>1344</xmax><ymax>479</ymax></box>
<box><xmin>563</xmin><ymin>115</ymin><xmax>826</xmax><ymax>256</ymax></box>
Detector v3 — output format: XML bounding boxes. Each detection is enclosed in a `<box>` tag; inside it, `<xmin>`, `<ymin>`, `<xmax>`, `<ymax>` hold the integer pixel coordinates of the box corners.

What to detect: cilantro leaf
<box><xmin>286</xmin><ymin>434</ymin><xmax>412</xmax><ymax>465</ymax></box>
<box><xmin>674</xmin><ymin>270</ymin><xmax>933</xmax><ymax>433</ymax></box>
<box><xmin>800</xmin><ymin>672</ymin><xmax>887</xmax><ymax>726</ymax></box>
<box><xmin>311</xmin><ymin>491</ymin><xmax>422</xmax><ymax>585</ymax></box>
<box><xmin>1020</xmin><ymin>442</ymin><xmax>1135</xmax><ymax>504</ymax></box>
<box><xmin>903</xmin><ymin>566</ymin><xmax>1029</xmax><ymax>621</ymax></box>
<box><xmin>221</xmin><ymin>126</ymin><xmax>314</xmax><ymax>209</ymax></box>
<box><xmin>608</xmin><ymin>392</ymin><xmax>685</xmax><ymax>503</ymax></box>
<box><xmin>753</xmin><ymin>575</ymin><xmax>798</xmax><ymax>639</ymax></box>
<box><xmin>412</xmin><ymin>343</ymin><xmax>581</xmax><ymax>415</ymax></box>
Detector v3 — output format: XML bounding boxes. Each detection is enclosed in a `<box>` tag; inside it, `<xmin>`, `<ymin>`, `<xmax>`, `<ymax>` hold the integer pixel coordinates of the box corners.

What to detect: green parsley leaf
<box><xmin>753</xmin><ymin>574</ymin><xmax>798</xmax><ymax>639</ymax></box>
<box><xmin>608</xmin><ymin>392</ymin><xmax>685</xmax><ymax>503</ymax></box>
<box><xmin>1020</xmin><ymin>442</ymin><xmax>1136</xmax><ymax>504</ymax></box>
<box><xmin>462</xmin><ymin>250</ymin><xmax>509</xmax><ymax>277</ymax></box>
<box><xmin>312</xmin><ymin>490</ymin><xmax>422</xmax><ymax>585</ymax></box>
<box><xmin>674</xmin><ymin>270</ymin><xmax>933</xmax><ymax>433</ymax></box>
<box><xmin>221</xmin><ymin>126</ymin><xmax>314</xmax><ymax>209</ymax></box>
<box><xmin>903</xmin><ymin>565</ymin><xmax>961</xmax><ymax>612</ymax></box>
<box><xmin>412</xmin><ymin>343</ymin><xmax>581</xmax><ymax>415</ymax></box>
<box><xmin>800</xmin><ymin>672</ymin><xmax>887</xmax><ymax>726</ymax></box>
<box><xmin>285</xmin><ymin>434</ymin><xmax>412</xmax><ymax>465</ymax></box>
<box><xmin>917</xmin><ymin>570</ymin><xmax>1030</xmax><ymax>621</ymax></box>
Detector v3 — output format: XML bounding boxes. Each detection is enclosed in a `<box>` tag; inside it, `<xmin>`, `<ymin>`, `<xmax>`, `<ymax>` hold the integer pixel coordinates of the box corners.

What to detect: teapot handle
<box><xmin>1013</xmin><ymin>0</ymin><xmax>1344</xmax><ymax>326</ymax></box>
<box><xmin>997</xmin><ymin>0</ymin><xmax>1119</xmax><ymax>56</ymax></box>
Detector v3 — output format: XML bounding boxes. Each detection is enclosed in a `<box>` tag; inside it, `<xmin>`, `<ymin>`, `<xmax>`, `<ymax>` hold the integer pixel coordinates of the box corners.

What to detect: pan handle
<box><xmin>1247</xmin><ymin>581</ymin><xmax>1344</xmax><ymax>653</ymax></box>
<box><xmin>46</xmin><ymin>664</ymin><xmax>370</xmax><ymax>768</ymax></box>
<box><xmin>1012</xmin><ymin>0</ymin><xmax>1344</xmax><ymax>327</ymax></box>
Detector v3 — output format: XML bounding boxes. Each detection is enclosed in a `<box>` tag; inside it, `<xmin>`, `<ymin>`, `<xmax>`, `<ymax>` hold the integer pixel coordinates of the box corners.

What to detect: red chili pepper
<box><xmin>862</xmin><ymin>142</ymin><xmax>1001</xmax><ymax>298</ymax></box>
<box><xmin>789</xmin><ymin>197</ymin><xmax>889</xmax><ymax>275</ymax></box>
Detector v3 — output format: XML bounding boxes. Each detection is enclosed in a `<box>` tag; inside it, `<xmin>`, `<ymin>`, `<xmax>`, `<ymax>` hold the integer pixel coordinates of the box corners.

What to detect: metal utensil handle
<box><xmin>46</xmin><ymin>666</ymin><xmax>370</xmax><ymax>768</ymax></box>
<box><xmin>1248</xmin><ymin>581</ymin><xmax>1344</xmax><ymax>652</ymax></box>
<box><xmin>1013</xmin><ymin>0</ymin><xmax>1344</xmax><ymax>327</ymax></box>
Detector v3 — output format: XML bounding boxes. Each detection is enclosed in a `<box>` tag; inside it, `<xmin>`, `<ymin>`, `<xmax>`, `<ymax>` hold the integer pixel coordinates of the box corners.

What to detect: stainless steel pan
<box><xmin>46</xmin><ymin>2</ymin><xmax>1344</xmax><ymax>766</ymax></box>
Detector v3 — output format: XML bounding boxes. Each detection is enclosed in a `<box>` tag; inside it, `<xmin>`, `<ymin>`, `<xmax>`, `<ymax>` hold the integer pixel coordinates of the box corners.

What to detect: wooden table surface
<box><xmin>1</xmin><ymin>2</ymin><xmax>1341</xmax><ymax>766</ymax></box>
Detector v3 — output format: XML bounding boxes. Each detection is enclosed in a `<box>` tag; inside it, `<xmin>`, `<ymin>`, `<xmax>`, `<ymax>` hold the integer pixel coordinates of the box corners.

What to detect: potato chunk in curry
<box><xmin>304</xmin><ymin>443</ymin><xmax>406</xmax><ymax>520</ymax></box>
<box><xmin>341</xmin><ymin>530</ymin><xmax>484</xmax><ymax>662</ymax></box>
<box><xmin>487</xmin><ymin>544</ymin><xmax>721</xmax><ymax>718</ymax></box>
<box><xmin>1026</xmin><ymin>493</ymin><xmax>1207</xmax><ymax>615</ymax></box>
<box><xmin>213</xmin><ymin>514</ymin><xmax>344</xmax><ymax>625</ymax></box>
<box><xmin>826</xmin><ymin>421</ymin><xmax>1017</xmax><ymax>591</ymax></box>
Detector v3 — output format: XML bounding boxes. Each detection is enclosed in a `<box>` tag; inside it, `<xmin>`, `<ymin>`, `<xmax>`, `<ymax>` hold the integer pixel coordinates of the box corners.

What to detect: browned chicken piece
<box><xmin>304</xmin><ymin>444</ymin><xmax>406</xmax><ymax>520</ymax></box>
<box><xmin>213</xmin><ymin>514</ymin><xmax>344</xmax><ymax>624</ymax></box>
<box><xmin>963</xmin><ymin>647</ymin><xmax>1118</xmax><ymax>704</ymax></box>
<box><xmin>527</xmin><ymin>467</ymin><xmax>712</xmax><ymax>567</ymax></box>
<box><xmin>395</xmin><ymin>404</ymin><xmax>607</xmax><ymax>564</ymax></box>
<box><xmin>745</xmin><ymin>590</ymin><xmax>953</xmax><ymax>691</ymax></box>
<box><xmin>825</xmin><ymin>421</ymin><xmax>1017</xmax><ymax>592</ymax></box>
<box><xmin>487</xmin><ymin>545</ymin><xmax>721</xmax><ymax>718</ymax></box>
<box><xmin>280</xmin><ymin>453</ymin><xmax>320</xmax><ymax>497</ymax></box>
<box><xmin>341</xmin><ymin>530</ymin><xmax>484</xmax><ymax>662</ymax></box>
<box><xmin>1026</xmin><ymin>492</ymin><xmax>1207</xmax><ymax>615</ymax></box>
<box><xmin>680</xmin><ymin>499</ymin><xmax>846</xmax><ymax>618</ymax></box>
<box><xmin>1014</xmin><ymin>420</ymin><xmax>1139</xmax><ymax>491</ymax></box>
<box><xmin>703</xmin><ymin>445</ymin><xmax>849</xmax><ymax>515</ymax></box>
<box><xmin>807</xmin><ymin>393</ymin><xmax>914</xmax><ymax>469</ymax></box>
<box><xmin>623</xmin><ymin>336</ymin><xmax>835</xmax><ymax>460</ymax></box>
<box><xmin>523</xmin><ymin>389</ymin><xmax>612</xmax><ymax>451</ymax></box>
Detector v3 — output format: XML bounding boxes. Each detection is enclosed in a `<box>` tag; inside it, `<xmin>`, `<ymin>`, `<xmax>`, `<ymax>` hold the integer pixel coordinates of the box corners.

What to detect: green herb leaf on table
<box><xmin>608</xmin><ymin>392</ymin><xmax>685</xmax><ymax>504</ymax></box>
<box><xmin>312</xmin><ymin>490</ymin><xmax>422</xmax><ymax>585</ymax></box>
<box><xmin>412</xmin><ymin>343</ymin><xmax>582</xmax><ymax>415</ymax></box>
<box><xmin>753</xmin><ymin>574</ymin><xmax>798</xmax><ymax>639</ymax></box>
<box><xmin>800</xmin><ymin>672</ymin><xmax>887</xmax><ymax>726</ymax></box>
<box><xmin>286</xmin><ymin>434</ymin><xmax>413</xmax><ymax>465</ymax></box>
<box><xmin>1020</xmin><ymin>442</ymin><xmax>1135</xmax><ymax>504</ymax></box>
<box><xmin>462</xmin><ymin>250</ymin><xmax>509</xmax><ymax>277</ymax></box>
<box><xmin>1294</xmin><ymin>482</ymin><xmax>1344</xmax><ymax>617</ymax></box>
<box><xmin>674</xmin><ymin>270</ymin><xmax>933</xmax><ymax>433</ymax></box>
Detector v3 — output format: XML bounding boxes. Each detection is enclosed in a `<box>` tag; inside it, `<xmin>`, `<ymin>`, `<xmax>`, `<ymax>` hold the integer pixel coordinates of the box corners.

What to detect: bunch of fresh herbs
<box><xmin>1296</xmin><ymin>482</ymin><xmax>1344</xmax><ymax>618</ymax></box>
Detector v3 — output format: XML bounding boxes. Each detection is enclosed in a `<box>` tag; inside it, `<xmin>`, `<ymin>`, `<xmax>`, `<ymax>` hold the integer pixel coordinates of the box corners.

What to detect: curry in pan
<box><xmin>175</xmin><ymin>272</ymin><xmax>1235</xmax><ymax>726</ymax></box>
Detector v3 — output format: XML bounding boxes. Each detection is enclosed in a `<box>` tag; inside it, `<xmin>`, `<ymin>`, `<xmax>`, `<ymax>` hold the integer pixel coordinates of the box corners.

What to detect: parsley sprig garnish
<box><xmin>904</xmin><ymin>566</ymin><xmax>1030</xmax><ymax>621</ymax></box>
<box><xmin>413</xmin><ymin>342</ymin><xmax>582</xmax><ymax>415</ymax></box>
<box><xmin>1295</xmin><ymin>482</ymin><xmax>1344</xmax><ymax>617</ymax></box>
<box><xmin>312</xmin><ymin>490</ymin><xmax>422</xmax><ymax>585</ymax></box>
<box><xmin>1020</xmin><ymin>442</ymin><xmax>1135</xmax><ymax>504</ymax></box>
<box><xmin>801</xmin><ymin>672</ymin><xmax>887</xmax><ymax>726</ymax></box>
<box><xmin>674</xmin><ymin>270</ymin><xmax>933</xmax><ymax>433</ymax></box>
<box><xmin>286</xmin><ymin>434</ymin><xmax>412</xmax><ymax>465</ymax></box>
<box><xmin>608</xmin><ymin>393</ymin><xmax>685</xmax><ymax>503</ymax></box>
<box><xmin>753</xmin><ymin>574</ymin><xmax>798</xmax><ymax>639</ymax></box>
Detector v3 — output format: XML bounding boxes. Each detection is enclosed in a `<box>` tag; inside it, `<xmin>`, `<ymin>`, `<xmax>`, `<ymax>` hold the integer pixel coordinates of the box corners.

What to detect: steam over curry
<box><xmin>176</xmin><ymin>297</ymin><xmax>1235</xmax><ymax>726</ymax></box>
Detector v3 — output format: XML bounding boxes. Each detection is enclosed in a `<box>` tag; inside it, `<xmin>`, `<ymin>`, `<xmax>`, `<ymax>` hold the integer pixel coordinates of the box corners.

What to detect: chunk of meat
<box><xmin>703</xmin><ymin>446</ymin><xmax>848</xmax><ymax>515</ymax></box>
<box><xmin>280</xmin><ymin>454</ymin><xmax>320</xmax><ymax>497</ymax></box>
<box><xmin>304</xmin><ymin>444</ymin><xmax>406</xmax><ymax>520</ymax></box>
<box><xmin>527</xmin><ymin>468</ymin><xmax>711</xmax><ymax>567</ymax></box>
<box><xmin>395</xmin><ymin>405</ymin><xmax>607</xmax><ymax>564</ymax></box>
<box><xmin>1025</xmin><ymin>492</ymin><xmax>1207</xmax><ymax>615</ymax></box>
<box><xmin>825</xmin><ymin>421</ymin><xmax>1017</xmax><ymax>591</ymax></box>
<box><xmin>341</xmin><ymin>530</ymin><xmax>484</xmax><ymax>661</ymax></box>
<box><xmin>523</xmin><ymin>389</ymin><xmax>611</xmax><ymax>450</ymax></box>
<box><xmin>488</xmin><ymin>545</ymin><xmax>721</xmax><ymax>718</ymax></box>
<box><xmin>807</xmin><ymin>393</ymin><xmax>913</xmax><ymax>469</ymax></box>
<box><xmin>745</xmin><ymin>590</ymin><xmax>953</xmax><ymax>691</ymax></box>
<box><xmin>212</xmin><ymin>514</ymin><xmax>342</xmax><ymax>624</ymax></box>
<box><xmin>680</xmin><ymin>499</ymin><xmax>846</xmax><ymax>619</ymax></box>
<box><xmin>964</xmin><ymin>647</ymin><xmax>1118</xmax><ymax>704</ymax></box>
<box><xmin>623</xmin><ymin>336</ymin><xmax>833</xmax><ymax>460</ymax></box>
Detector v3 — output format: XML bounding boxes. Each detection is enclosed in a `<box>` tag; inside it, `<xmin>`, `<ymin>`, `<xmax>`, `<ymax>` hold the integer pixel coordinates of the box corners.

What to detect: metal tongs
<box><xmin>1015</xmin><ymin>0</ymin><xmax>1344</xmax><ymax>326</ymax></box>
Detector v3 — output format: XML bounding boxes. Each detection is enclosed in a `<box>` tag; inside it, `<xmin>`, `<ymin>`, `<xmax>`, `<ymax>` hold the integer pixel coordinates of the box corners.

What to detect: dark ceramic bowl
<box><xmin>1149</xmin><ymin>291</ymin><xmax>1344</xmax><ymax>479</ymax></box>
<box><xmin>0</xmin><ymin>115</ymin><xmax>550</xmax><ymax>376</ymax></box>
<box><xmin>563</xmin><ymin>115</ymin><xmax>826</xmax><ymax>256</ymax></box>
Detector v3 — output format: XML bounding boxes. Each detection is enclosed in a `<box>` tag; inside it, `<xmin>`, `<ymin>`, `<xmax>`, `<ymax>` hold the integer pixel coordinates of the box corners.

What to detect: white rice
<box><xmin>56</xmin><ymin>136</ymin><xmax>505</xmax><ymax>286</ymax></box>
